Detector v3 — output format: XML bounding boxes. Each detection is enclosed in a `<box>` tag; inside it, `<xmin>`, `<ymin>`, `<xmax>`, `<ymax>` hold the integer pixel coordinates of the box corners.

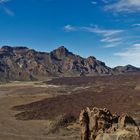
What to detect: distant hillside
<box><xmin>113</xmin><ymin>65</ymin><xmax>140</xmax><ymax>73</ymax></box>
<box><xmin>0</xmin><ymin>45</ymin><xmax>139</xmax><ymax>81</ymax></box>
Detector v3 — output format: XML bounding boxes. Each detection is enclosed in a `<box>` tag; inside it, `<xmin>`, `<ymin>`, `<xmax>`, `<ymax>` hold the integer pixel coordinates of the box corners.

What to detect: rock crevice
<box><xmin>79</xmin><ymin>107</ymin><xmax>140</xmax><ymax>140</ymax></box>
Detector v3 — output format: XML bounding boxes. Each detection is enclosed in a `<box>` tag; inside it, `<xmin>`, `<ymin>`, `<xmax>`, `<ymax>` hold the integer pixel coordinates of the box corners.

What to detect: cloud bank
<box><xmin>114</xmin><ymin>44</ymin><xmax>140</xmax><ymax>66</ymax></box>
<box><xmin>104</xmin><ymin>0</ymin><xmax>140</xmax><ymax>13</ymax></box>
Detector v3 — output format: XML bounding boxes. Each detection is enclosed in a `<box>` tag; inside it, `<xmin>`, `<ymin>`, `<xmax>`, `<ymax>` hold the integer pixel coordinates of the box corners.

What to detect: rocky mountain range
<box><xmin>0</xmin><ymin>45</ymin><xmax>139</xmax><ymax>81</ymax></box>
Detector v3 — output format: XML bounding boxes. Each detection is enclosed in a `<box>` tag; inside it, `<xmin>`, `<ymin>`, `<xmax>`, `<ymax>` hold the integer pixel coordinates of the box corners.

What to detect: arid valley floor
<box><xmin>0</xmin><ymin>73</ymin><xmax>140</xmax><ymax>140</ymax></box>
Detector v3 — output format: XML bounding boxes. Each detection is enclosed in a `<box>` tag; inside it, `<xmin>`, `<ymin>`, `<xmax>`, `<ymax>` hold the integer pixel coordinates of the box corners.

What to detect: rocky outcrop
<box><xmin>79</xmin><ymin>107</ymin><xmax>140</xmax><ymax>140</ymax></box>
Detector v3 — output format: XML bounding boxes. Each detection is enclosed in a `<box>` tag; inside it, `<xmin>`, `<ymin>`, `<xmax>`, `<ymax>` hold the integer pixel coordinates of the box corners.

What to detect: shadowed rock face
<box><xmin>79</xmin><ymin>107</ymin><xmax>140</xmax><ymax>140</ymax></box>
<box><xmin>50</xmin><ymin>46</ymin><xmax>71</xmax><ymax>60</ymax></box>
<box><xmin>0</xmin><ymin>45</ymin><xmax>139</xmax><ymax>81</ymax></box>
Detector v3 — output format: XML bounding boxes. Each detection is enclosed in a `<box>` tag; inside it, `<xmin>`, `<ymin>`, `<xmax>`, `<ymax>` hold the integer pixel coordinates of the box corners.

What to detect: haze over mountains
<box><xmin>0</xmin><ymin>45</ymin><xmax>139</xmax><ymax>81</ymax></box>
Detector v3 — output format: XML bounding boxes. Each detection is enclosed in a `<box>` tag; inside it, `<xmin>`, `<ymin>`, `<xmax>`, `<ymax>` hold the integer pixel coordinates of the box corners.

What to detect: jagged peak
<box><xmin>50</xmin><ymin>46</ymin><xmax>74</xmax><ymax>59</ymax></box>
<box><xmin>125</xmin><ymin>64</ymin><xmax>137</xmax><ymax>68</ymax></box>
<box><xmin>53</xmin><ymin>46</ymin><xmax>69</xmax><ymax>53</ymax></box>
<box><xmin>57</xmin><ymin>46</ymin><xmax>66</xmax><ymax>49</ymax></box>
<box><xmin>1</xmin><ymin>46</ymin><xmax>29</xmax><ymax>51</ymax></box>
<box><xmin>13</xmin><ymin>46</ymin><xmax>29</xmax><ymax>50</ymax></box>
<box><xmin>87</xmin><ymin>56</ymin><xmax>96</xmax><ymax>60</ymax></box>
<box><xmin>1</xmin><ymin>46</ymin><xmax>13</xmax><ymax>51</ymax></box>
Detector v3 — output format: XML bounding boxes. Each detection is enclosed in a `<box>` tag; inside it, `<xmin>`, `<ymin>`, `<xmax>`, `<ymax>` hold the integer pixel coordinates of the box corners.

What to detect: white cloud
<box><xmin>3</xmin><ymin>7</ymin><xmax>14</xmax><ymax>16</ymax></box>
<box><xmin>104</xmin><ymin>0</ymin><xmax>140</xmax><ymax>13</ymax></box>
<box><xmin>0</xmin><ymin>0</ymin><xmax>10</xmax><ymax>4</ymax></box>
<box><xmin>81</xmin><ymin>26</ymin><xmax>124</xmax><ymax>49</ymax></box>
<box><xmin>64</xmin><ymin>25</ymin><xmax>76</xmax><ymax>31</ymax></box>
<box><xmin>103</xmin><ymin>42</ymin><xmax>121</xmax><ymax>48</ymax></box>
<box><xmin>64</xmin><ymin>24</ymin><xmax>124</xmax><ymax>49</ymax></box>
<box><xmin>132</xmin><ymin>23</ymin><xmax>140</xmax><ymax>27</ymax></box>
<box><xmin>114</xmin><ymin>44</ymin><xmax>140</xmax><ymax>66</ymax></box>
<box><xmin>91</xmin><ymin>1</ymin><xmax>97</xmax><ymax>5</ymax></box>
<box><xmin>102</xmin><ymin>0</ymin><xmax>109</xmax><ymax>4</ymax></box>
<box><xmin>64</xmin><ymin>24</ymin><xmax>124</xmax><ymax>36</ymax></box>
<box><xmin>101</xmin><ymin>37</ymin><xmax>122</xmax><ymax>43</ymax></box>
<box><xmin>81</xmin><ymin>26</ymin><xmax>124</xmax><ymax>37</ymax></box>
<box><xmin>0</xmin><ymin>0</ymin><xmax>14</xmax><ymax>16</ymax></box>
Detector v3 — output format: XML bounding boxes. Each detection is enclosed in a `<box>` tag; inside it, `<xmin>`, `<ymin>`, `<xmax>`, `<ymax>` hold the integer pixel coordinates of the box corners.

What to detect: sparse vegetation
<box><xmin>48</xmin><ymin>114</ymin><xmax>76</xmax><ymax>134</ymax></box>
<box><xmin>0</xmin><ymin>73</ymin><xmax>140</xmax><ymax>139</ymax></box>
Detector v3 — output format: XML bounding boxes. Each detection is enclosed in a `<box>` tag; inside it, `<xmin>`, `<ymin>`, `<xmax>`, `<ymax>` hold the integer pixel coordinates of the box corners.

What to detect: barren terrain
<box><xmin>0</xmin><ymin>73</ymin><xmax>140</xmax><ymax>139</ymax></box>
<box><xmin>0</xmin><ymin>81</ymin><xmax>79</xmax><ymax>140</ymax></box>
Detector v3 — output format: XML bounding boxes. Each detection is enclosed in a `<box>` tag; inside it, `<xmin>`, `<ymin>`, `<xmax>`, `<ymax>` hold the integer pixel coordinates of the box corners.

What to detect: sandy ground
<box><xmin>0</xmin><ymin>81</ymin><xmax>79</xmax><ymax>140</ymax></box>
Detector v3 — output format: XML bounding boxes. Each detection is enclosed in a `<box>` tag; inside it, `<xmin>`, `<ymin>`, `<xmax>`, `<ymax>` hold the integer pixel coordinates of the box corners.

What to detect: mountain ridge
<box><xmin>0</xmin><ymin>45</ymin><xmax>139</xmax><ymax>81</ymax></box>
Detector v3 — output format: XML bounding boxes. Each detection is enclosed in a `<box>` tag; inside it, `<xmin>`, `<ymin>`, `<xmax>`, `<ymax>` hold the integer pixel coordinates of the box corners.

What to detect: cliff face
<box><xmin>0</xmin><ymin>45</ymin><xmax>139</xmax><ymax>81</ymax></box>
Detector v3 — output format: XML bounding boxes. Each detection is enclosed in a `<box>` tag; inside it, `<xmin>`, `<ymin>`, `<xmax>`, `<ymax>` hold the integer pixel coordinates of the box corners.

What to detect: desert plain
<box><xmin>0</xmin><ymin>73</ymin><xmax>140</xmax><ymax>140</ymax></box>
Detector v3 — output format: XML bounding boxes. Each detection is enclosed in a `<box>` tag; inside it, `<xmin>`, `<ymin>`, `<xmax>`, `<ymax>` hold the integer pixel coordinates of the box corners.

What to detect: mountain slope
<box><xmin>0</xmin><ymin>45</ymin><xmax>139</xmax><ymax>81</ymax></box>
<box><xmin>113</xmin><ymin>65</ymin><xmax>140</xmax><ymax>73</ymax></box>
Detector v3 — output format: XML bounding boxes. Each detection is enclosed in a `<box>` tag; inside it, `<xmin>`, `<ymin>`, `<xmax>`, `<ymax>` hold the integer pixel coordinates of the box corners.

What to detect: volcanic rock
<box><xmin>0</xmin><ymin>45</ymin><xmax>139</xmax><ymax>81</ymax></box>
<box><xmin>79</xmin><ymin>107</ymin><xmax>140</xmax><ymax>140</ymax></box>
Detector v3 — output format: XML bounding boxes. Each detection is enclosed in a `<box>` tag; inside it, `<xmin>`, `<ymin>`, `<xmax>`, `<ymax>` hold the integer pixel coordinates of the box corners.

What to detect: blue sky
<box><xmin>0</xmin><ymin>0</ymin><xmax>140</xmax><ymax>67</ymax></box>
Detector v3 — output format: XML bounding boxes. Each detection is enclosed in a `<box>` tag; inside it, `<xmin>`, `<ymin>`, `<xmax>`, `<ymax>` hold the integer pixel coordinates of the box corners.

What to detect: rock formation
<box><xmin>0</xmin><ymin>45</ymin><xmax>140</xmax><ymax>81</ymax></box>
<box><xmin>79</xmin><ymin>107</ymin><xmax>140</xmax><ymax>140</ymax></box>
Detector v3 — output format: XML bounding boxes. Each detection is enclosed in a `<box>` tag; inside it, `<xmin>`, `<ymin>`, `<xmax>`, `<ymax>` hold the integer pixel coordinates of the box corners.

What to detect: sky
<box><xmin>0</xmin><ymin>0</ymin><xmax>140</xmax><ymax>67</ymax></box>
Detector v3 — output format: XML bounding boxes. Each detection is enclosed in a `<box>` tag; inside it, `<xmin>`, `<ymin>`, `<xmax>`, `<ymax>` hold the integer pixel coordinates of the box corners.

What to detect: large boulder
<box><xmin>79</xmin><ymin>107</ymin><xmax>140</xmax><ymax>140</ymax></box>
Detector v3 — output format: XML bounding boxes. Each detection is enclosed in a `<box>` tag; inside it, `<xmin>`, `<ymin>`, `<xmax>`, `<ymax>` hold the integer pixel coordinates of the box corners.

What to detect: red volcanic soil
<box><xmin>13</xmin><ymin>73</ymin><xmax>140</xmax><ymax>120</ymax></box>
